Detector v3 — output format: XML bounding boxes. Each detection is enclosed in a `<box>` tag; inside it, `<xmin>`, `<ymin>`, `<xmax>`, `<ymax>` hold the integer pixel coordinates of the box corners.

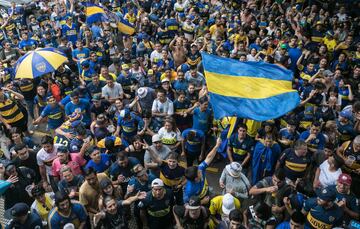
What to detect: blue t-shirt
<box><xmin>279</xmin><ymin>128</ymin><xmax>300</xmax><ymax>143</ymax></box>
<box><xmin>181</xmin><ymin>128</ymin><xmax>205</xmax><ymax>153</ymax></box>
<box><xmin>34</xmin><ymin>95</ymin><xmax>47</xmax><ymax>114</ymax></box>
<box><xmin>48</xmin><ymin>201</ymin><xmax>88</xmax><ymax>229</ymax></box>
<box><xmin>72</xmin><ymin>47</ymin><xmax>90</xmax><ymax>62</ymax></box>
<box><xmin>228</xmin><ymin>133</ymin><xmax>254</xmax><ymax>162</ymax></box>
<box><xmin>192</xmin><ymin>107</ymin><xmax>212</xmax><ymax>133</ymax></box>
<box><xmin>288</xmin><ymin>47</ymin><xmax>302</xmax><ymax>72</ymax></box>
<box><xmin>64</xmin><ymin>98</ymin><xmax>91</xmax><ymax>126</ymax></box>
<box><xmin>299</xmin><ymin>130</ymin><xmax>325</xmax><ymax>150</ymax></box>
<box><xmin>128</xmin><ymin>173</ymin><xmax>156</xmax><ymax>192</ymax></box>
<box><xmin>117</xmin><ymin>113</ymin><xmax>144</xmax><ymax>138</ymax></box>
<box><xmin>303</xmin><ymin>197</ymin><xmax>343</xmax><ymax>228</ymax></box>
<box><xmin>109</xmin><ymin>157</ymin><xmax>140</xmax><ymax>182</ymax></box>
<box><xmin>62</xmin><ymin>23</ymin><xmax>78</xmax><ymax>44</ymax></box>
<box><xmin>172</xmin><ymin>79</ymin><xmax>188</xmax><ymax>92</ymax></box>
<box><xmin>41</xmin><ymin>104</ymin><xmax>64</xmax><ymax>129</ymax></box>
<box><xmin>85</xmin><ymin>154</ymin><xmax>111</xmax><ymax>173</ymax></box>
<box><xmin>183</xmin><ymin>161</ymin><xmax>208</xmax><ymax>203</ymax></box>
<box><xmin>18</xmin><ymin>39</ymin><xmax>38</xmax><ymax>51</ymax></box>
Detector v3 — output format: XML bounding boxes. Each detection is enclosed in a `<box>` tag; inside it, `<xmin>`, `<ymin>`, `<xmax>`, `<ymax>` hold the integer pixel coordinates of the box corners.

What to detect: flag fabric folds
<box><xmin>202</xmin><ymin>53</ymin><xmax>300</xmax><ymax>121</ymax></box>
<box><xmin>116</xmin><ymin>15</ymin><xmax>135</xmax><ymax>35</ymax></box>
<box><xmin>84</xmin><ymin>3</ymin><xmax>109</xmax><ymax>24</ymax></box>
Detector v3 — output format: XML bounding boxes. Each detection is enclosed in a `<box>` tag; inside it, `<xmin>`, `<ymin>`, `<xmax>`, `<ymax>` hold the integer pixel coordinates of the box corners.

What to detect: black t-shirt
<box><xmin>173</xmin><ymin>205</ymin><xmax>209</xmax><ymax>229</ymax></box>
<box><xmin>86</xmin><ymin>81</ymin><xmax>106</xmax><ymax>96</ymax></box>
<box><xmin>6</xmin><ymin>212</ymin><xmax>43</xmax><ymax>229</ymax></box>
<box><xmin>12</xmin><ymin>150</ymin><xmax>40</xmax><ymax>182</ymax></box>
<box><xmin>4</xmin><ymin>167</ymin><xmax>35</xmax><ymax>210</ymax></box>
<box><xmin>90</xmin><ymin>100</ymin><xmax>111</xmax><ymax>117</ymax></box>
<box><xmin>96</xmin><ymin>201</ymin><xmax>128</xmax><ymax>229</ymax></box>
<box><xmin>58</xmin><ymin>175</ymin><xmax>85</xmax><ymax>197</ymax></box>
<box><xmin>138</xmin><ymin>189</ymin><xmax>174</xmax><ymax>224</ymax></box>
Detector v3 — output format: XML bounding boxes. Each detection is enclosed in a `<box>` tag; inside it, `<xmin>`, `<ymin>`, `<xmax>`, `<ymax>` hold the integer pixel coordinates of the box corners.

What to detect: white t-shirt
<box><xmin>36</xmin><ymin>144</ymin><xmax>63</xmax><ymax>176</ymax></box>
<box><xmin>150</xmin><ymin>50</ymin><xmax>163</xmax><ymax>63</ymax></box>
<box><xmin>319</xmin><ymin>160</ymin><xmax>342</xmax><ymax>187</ymax></box>
<box><xmin>102</xmin><ymin>82</ymin><xmax>123</xmax><ymax>99</ymax></box>
<box><xmin>158</xmin><ymin>127</ymin><xmax>182</xmax><ymax>145</ymax></box>
<box><xmin>152</xmin><ymin>98</ymin><xmax>174</xmax><ymax>116</ymax></box>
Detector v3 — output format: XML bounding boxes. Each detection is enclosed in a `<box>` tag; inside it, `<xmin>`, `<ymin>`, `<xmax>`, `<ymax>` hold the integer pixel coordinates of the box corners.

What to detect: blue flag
<box><xmin>83</xmin><ymin>3</ymin><xmax>109</xmax><ymax>24</ymax></box>
<box><xmin>202</xmin><ymin>53</ymin><xmax>300</xmax><ymax>121</ymax></box>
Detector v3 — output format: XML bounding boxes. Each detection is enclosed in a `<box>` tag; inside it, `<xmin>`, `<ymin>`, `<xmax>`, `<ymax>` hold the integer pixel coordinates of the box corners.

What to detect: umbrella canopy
<box><xmin>15</xmin><ymin>47</ymin><xmax>68</xmax><ymax>79</ymax></box>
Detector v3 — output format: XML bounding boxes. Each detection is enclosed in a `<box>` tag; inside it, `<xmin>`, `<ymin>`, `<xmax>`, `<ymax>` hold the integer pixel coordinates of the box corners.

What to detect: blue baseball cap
<box><xmin>340</xmin><ymin>110</ymin><xmax>352</xmax><ymax>120</ymax></box>
<box><xmin>316</xmin><ymin>186</ymin><xmax>336</xmax><ymax>202</ymax></box>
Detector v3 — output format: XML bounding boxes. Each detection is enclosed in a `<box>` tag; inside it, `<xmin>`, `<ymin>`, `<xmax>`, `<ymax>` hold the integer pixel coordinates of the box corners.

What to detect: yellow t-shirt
<box><xmin>160</xmin><ymin>72</ymin><xmax>177</xmax><ymax>82</ymax></box>
<box><xmin>245</xmin><ymin>119</ymin><xmax>262</xmax><ymax>138</ymax></box>
<box><xmin>99</xmin><ymin>72</ymin><xmax>117</xmax><ymax>81</ymax></box>
<box><xmin>323</xmin><ymin>37</ymin><xmax>337</xmax><ymax>52</ymax></box>
<box><xmin>209</xmin><ymin>195</ymin><xmax>241</xmax><ymax>216</ymax></box>
<box><xmin>124</xmin><ymin>13</ymin><xmax>136</xmax><ymax>24</ymax></box>
<box><xmin>209</xmin><ymin>195</ymin><xmax>241</xmax><ymax>229</ymax></box>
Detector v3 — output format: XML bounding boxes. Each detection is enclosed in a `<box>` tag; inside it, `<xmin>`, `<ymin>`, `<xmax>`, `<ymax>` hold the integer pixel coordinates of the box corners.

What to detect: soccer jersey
<box><xmin>303</xmin><ymin>198</ymin><xmax>343</xmax><ymax>229</ymax></box>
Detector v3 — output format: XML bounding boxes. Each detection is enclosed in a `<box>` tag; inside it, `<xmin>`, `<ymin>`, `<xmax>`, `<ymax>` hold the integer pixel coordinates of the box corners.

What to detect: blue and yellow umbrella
<box><xmin>15</xmin><ymin>47</ymin><xmax>68</xmax><ymax>79</ymax></box>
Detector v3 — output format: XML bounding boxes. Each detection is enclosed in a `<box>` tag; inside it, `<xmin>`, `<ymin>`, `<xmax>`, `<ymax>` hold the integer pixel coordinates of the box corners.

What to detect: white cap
<box><xmin>151</xmin><ymin>178</ymin><xmax>164</xmax><ymax>188</ymax></box>
<box><xmin>152</xmin><ymin>134</ymin><xmax>161</xmax><ymax>143</ymax></box>
<box><xmin>63</xmin><ymin>223</ymin><xmax>75</xmax><ymax>229</ymax></box>
<box><xmin>119</xmin><ymin>109</ymin><xmax>126</xmax><ymax>118</ymax></box>
<box><xmin>222</xmin><ymin>193</ymin><xmax>235</xmax><ymax>215</ymax></box>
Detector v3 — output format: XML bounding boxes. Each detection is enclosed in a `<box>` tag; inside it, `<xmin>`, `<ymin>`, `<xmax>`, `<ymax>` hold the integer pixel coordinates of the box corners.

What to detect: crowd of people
<box><xmin>0</xmin><ymin>0</ymin><xmax>359</xmax><ymax>228</ymax></box>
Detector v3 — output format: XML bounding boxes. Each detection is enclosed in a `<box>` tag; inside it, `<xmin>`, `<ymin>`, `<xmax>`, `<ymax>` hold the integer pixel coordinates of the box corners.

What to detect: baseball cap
<box><xmin>339</xmin><ymin>110</ymin><xmax>352</xmax><ymax>120</ymax></box>
<box><xmin>259</xmin><ymin>22</ymin><xmax>267</xmax><ymax>27</ymax></box>
<box><xmin>10</xmin><ymin>203</ymin><xmax>29</xmax><ymax>217</ymax></box>
<box><xmin>91</xmin><ymin>94</ymin><xmax>102</xmax><ymax>102</ymax></box>
<box><xmin>152</xmin><ymin>134</ymin><xmax>161</xmax><ymax>143</ymax></box>
<box><xmin>119</xmin><ymin>109</ymin><xmax>130</xmax><ymax>118</ymax></box>
<box><xmin>122</xmin><ymin>64</ymin><xmax>129</xmax><ymax>69</ymax></box>
<box><xmin>147</xmin><ymin>69</ymin><xmax>154</xmax><ymax>75</ymax></box>
<box><xmin>338</xmin><ymin>173</ymin><xmax>352</xmax><ymax>186</ymax></box>
<box><xmin>161</xmin><ymin>78</ymin><xmax>170</xmax><ymax>83</ymax></box>
<box><xmin>186</xmin><ymin>196</ymin><xmax>201</xmax><ymax>210</ymax></box>
<box><xmin>57</xmin><ymin>145</ymin><xmax>69</xmax><ymax>153</ymax></box>
<box><xmin>280</xmin><ymin>43</ymin><xmax>288</xmax><ymax>49</ymax></box>
<box><xmin>222</xmin><ymin>193</ymin><xmax>235</xmax><ymax>215</ymax></box>
<box><xmin>317</xmin><ymin>187</ymin><xmax>336</xmax><ymax>202</ymax></box>
<box><xmin>151</xmin><ymin>178</ymin><xmax>164</xmax><ymax>188</ymax></box>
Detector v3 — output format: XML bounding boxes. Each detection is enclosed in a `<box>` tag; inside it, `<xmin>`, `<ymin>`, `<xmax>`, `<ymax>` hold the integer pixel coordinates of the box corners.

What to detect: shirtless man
<box><xmin>170</xmin><ymin>36</ymin><xmax>187</xmax><ymax>68</ymax></box>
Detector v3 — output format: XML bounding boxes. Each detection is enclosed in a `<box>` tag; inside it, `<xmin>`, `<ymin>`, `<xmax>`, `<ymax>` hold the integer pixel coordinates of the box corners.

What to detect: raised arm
<box><xmin>204</xmin><ymin>138</ymin><xmax>221</xmax><ymax>165</ymax></box>
<box><xmin>142</xmin><ymin>141</ymin><xmax>163</xmax><ymax>165</ymax></box>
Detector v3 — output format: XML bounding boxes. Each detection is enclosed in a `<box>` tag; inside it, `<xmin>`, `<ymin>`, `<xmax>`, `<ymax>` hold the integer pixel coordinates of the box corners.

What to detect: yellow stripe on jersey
<box><xmin>307</xmin><ymin>212</ymin><xmax>332</xmax><ymax>229</ymax></box>
<box><xmin>285</xmin><ymin>161</ymin><xmax>307</xmax><ymax>172</ymax></box>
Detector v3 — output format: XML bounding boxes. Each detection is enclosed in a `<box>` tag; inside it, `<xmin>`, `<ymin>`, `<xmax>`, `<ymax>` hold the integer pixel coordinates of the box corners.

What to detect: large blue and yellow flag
<box><xmin>83</xmin><ymin>3</ymin><xmax>109</xmax><ymax>24</ymax></box>
<box><xmin>202</xmin><ymin>53</ymin><xmax>300</xmax><ymax>121</ymax></box>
